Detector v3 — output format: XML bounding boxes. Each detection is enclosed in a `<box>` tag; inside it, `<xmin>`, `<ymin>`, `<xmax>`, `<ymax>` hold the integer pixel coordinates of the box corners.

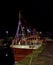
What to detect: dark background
<box><xmin>0</xmin><ymin>0</ymin><xmax>53</xmax><ymax>36</ymax></box>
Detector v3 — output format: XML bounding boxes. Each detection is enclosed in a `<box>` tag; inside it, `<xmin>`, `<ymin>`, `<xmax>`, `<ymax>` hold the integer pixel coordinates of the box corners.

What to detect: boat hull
<box><xmin>10</xmin><ymin>44</ymin><xmax>42</xmax><ymax>62</ymax></box>
<box><xmin>11</xmin><ymin>48</ymin><xmax>32</xmax><ymax>62</ymax></box>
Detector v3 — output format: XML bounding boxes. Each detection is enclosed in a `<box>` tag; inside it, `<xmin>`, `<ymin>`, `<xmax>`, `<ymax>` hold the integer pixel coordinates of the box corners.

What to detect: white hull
<box><xmin>10</xmin><ymin>44</ymin><xmax>42</xmax><ymax>49</ymax></box>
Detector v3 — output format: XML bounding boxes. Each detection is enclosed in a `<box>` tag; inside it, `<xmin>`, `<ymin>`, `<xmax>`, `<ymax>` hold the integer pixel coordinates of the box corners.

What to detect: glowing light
<box><xmin>27</xmin><ymin>29</ymin><xmax>31</xmax><ymax>33</ymax></box>
<box><xmin>5</xmin><ymin>31</ymin><xmax>8</xmax><ymax>34</ymax></box>
<box><xmin>39</xmin><ymin>32</ymin><xmax>42</xmax><ymax>34</ymax></box>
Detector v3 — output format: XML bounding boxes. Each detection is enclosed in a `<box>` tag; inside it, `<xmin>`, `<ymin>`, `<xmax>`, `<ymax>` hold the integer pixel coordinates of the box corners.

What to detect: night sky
<box><xmin>0</xmin><ymin>0</ymin><xmax>53</xmax><ymax>36</ymax></box>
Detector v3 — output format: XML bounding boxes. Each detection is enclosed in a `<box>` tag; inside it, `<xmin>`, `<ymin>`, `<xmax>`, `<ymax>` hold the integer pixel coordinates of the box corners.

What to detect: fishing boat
<box><xmin>10</xmin><ymin>11</ymin><xmax>43</xmax><ymax>62</ymax></box>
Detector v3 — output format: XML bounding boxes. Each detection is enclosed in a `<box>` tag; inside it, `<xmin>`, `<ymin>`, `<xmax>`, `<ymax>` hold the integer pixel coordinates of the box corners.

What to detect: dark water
<box><xmin>0</xmin><ymin>46</ymin><xmax>15</xmax><ymax>65</ymax></box>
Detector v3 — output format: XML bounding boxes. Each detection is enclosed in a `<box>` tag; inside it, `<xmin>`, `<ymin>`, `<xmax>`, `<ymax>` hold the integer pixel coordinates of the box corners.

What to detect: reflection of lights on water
<box><xmin>15</xmin><ymin>61</ymin><xmax>18</xmax><ymax>64</ymax></box>
<box><xmin>6</xmin><ymin>53</ymin><xmax>8</xmax><ymax>56</ymax></box>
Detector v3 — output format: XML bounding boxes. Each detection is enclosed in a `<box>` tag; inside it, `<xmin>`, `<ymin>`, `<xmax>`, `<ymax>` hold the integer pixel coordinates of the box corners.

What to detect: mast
<box><xmin>19</xmin><ymin>10</ymin><xmax>21</xmax><ymax>20</ymax></box>
<box><xmin>15</xmin><ymin>11</ymin><xmax>22</xmax><ymax>38</ymax></box>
